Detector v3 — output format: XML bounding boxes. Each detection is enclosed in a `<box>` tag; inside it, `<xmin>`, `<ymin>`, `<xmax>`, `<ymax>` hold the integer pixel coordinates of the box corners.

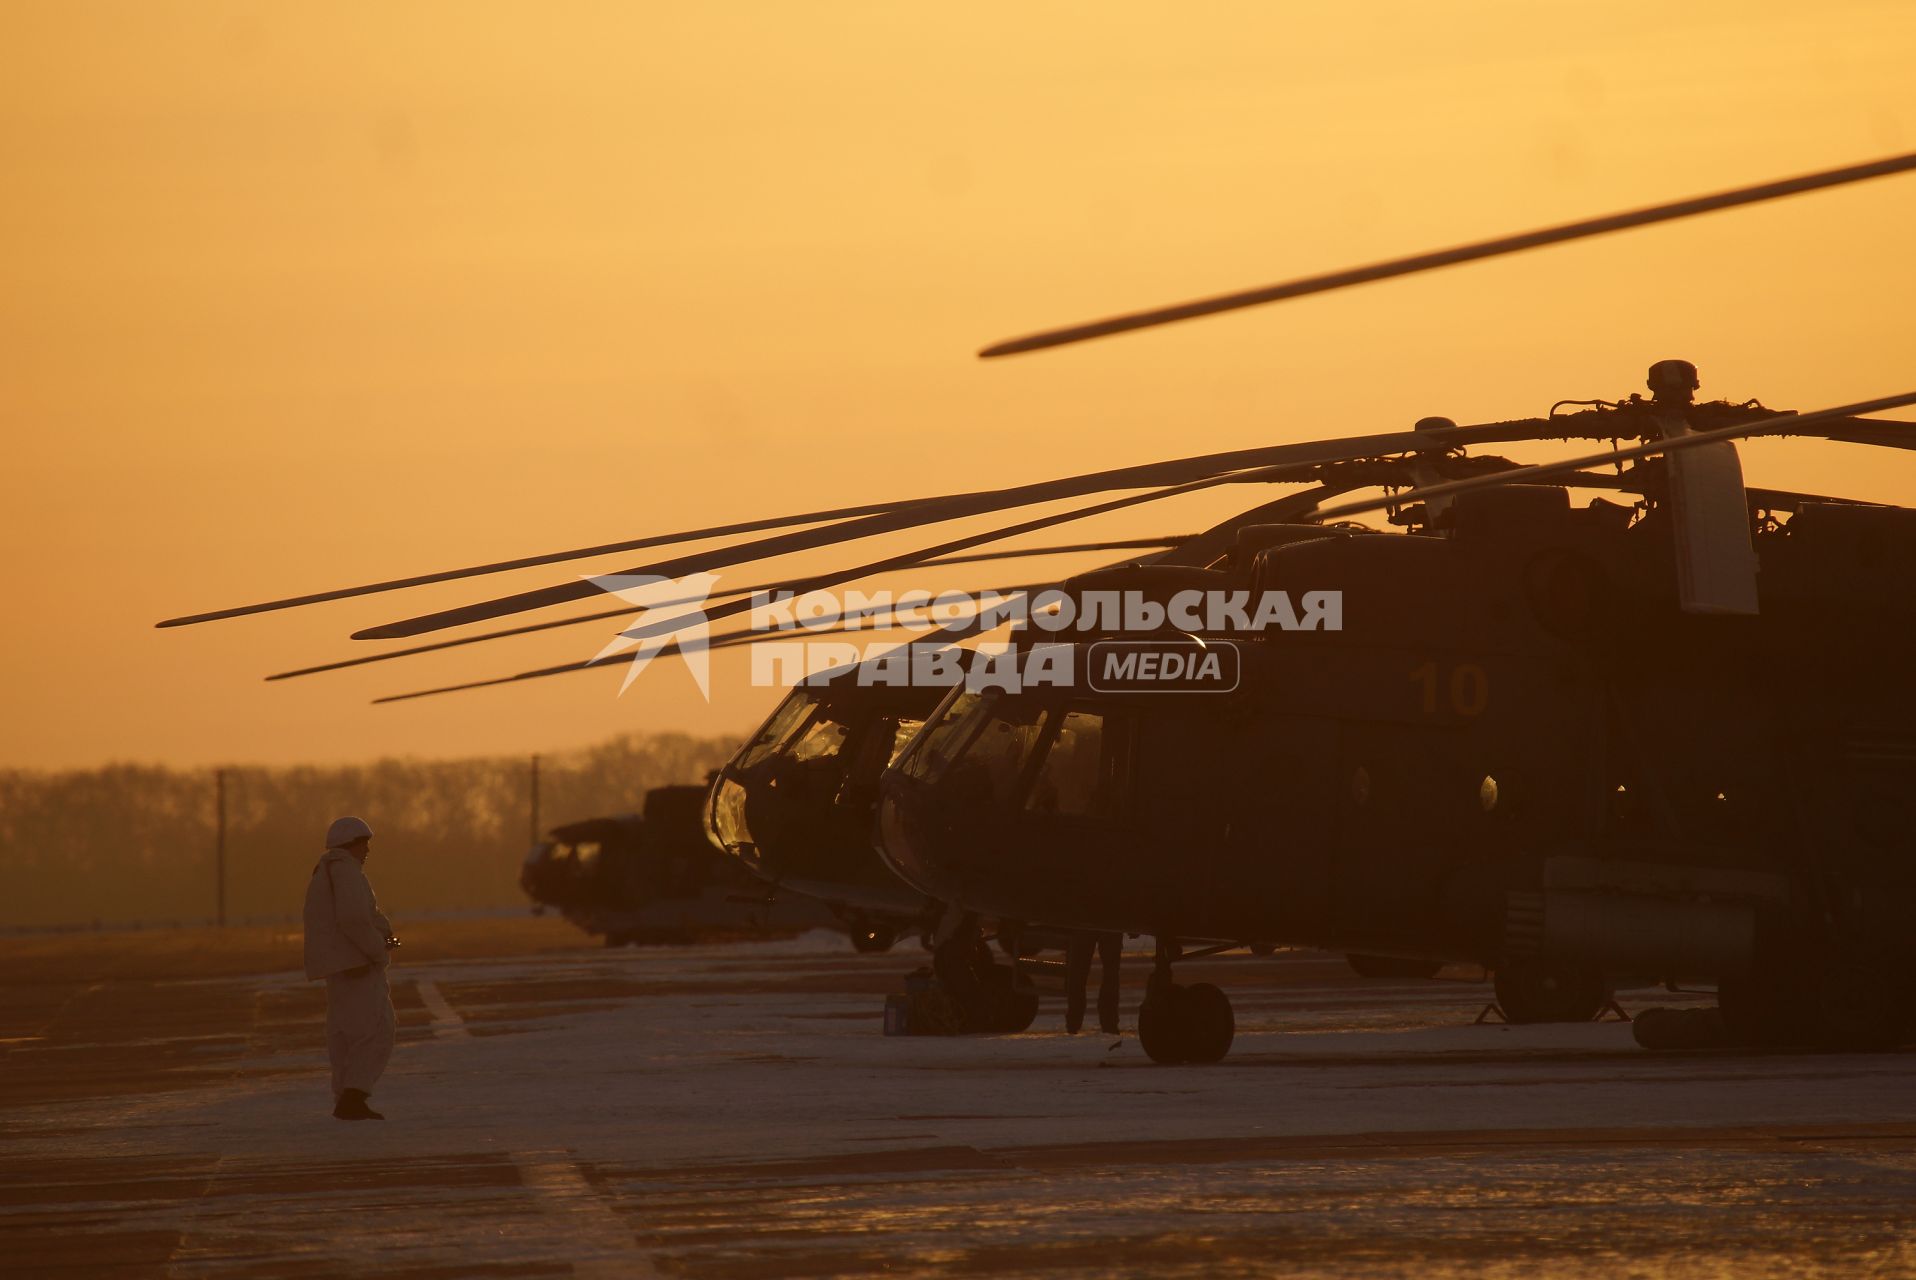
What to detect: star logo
<box><xmin>585</xmin><ymin>572</ymin><xmax>722</xmax><ymax>699</ymax></box>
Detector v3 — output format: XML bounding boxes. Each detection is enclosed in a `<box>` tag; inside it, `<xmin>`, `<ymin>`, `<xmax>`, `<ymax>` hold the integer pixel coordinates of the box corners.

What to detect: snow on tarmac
<box><xmin>3</xmin><ymin>942</ymin><xmax>1914</xmax><ymax>1277</ymax></box>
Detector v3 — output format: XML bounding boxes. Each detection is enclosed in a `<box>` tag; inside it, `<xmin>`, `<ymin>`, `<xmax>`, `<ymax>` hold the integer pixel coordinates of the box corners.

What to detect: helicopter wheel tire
<box><xmin>1137</xmin><ymin>984</ymin><xmax>1186</xmax><ymax>1064</ymax></box>
<box><xmin>1137</xmin><ymin>982</ymin><xmax>1235</xmax><ymax>1064</ymax></box>
<box><xmin>1178</xmin><ymin>982</ymin><xmax>1235</xmax><ymax>1064</ymax></box>
<box><xmin>968</xmin><ymin>962</ymin><xmax>1040</xmax><ymax>1035</ymax></box>
<box><xmin>998</xmin><ymin>985</ymin><xmax>1041</xmax><ymax>1034</ymax></box>
<box><xmin>1493</xmin><ymin>962</ymin><xmax>1608</xmax><ymax>1024</ymax></box>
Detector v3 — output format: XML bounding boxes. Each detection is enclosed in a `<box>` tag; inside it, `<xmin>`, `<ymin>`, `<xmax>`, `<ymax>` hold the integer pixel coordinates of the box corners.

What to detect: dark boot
<box><xmin>333</xmin><ymin>1088</ymin><xmax>385</xmax><ymax>1121</ymax></box>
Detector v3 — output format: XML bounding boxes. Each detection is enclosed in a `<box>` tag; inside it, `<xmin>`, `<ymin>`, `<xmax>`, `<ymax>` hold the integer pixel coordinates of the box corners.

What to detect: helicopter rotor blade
<box><xmin>263</xmin><ymin>464</ymin><xmax>1642</xmax><ymax>684</ymax></box>
<box><xmin>153</xmin><ymin>497</ymin><xmax>937</xmax><ymax>629</ymax></box>
<box><xmin>369</xmin><ymin>465</ymin><xmax>1654</xmax><ymax>706</ymax></box>
<box><xmin>263</xmin><ymin>536</ymin><xmax>1187</xmax><ymax>682</ymax></box>
<box><xmin>603</xmin><ymin>470</ymin><xmax>1288</xmax><ymax>647</ymax></box>
<box><xmin>371</xmin><ymin>467</ymin><xmax>1322</xmax><ymax>702</ymax></box>
<box><xmin>1129</xmin><ymin>482</ymin><xmax>1352</xmax><ymax>568</ymax></box>
<box><xmin>350</xmin><ymin>410</ymin><xmax>1910</xmax><ymax>643</ymax></box>
<box><xmin>362</xmin><ymin>486</ymin><xmax>1351</xmax><ymax>703</ymax></box>
<box><xmin>351</xmin><ymin>419</ymin><xmax>1598</xmax><ymax>641</ymax></box>
<box><xmin>979</xmin><ymin>152</ymin><xmax>1916</xmax><ymax>357</ymax></box>
<box><xmin>1306</xmin><ymin>391</ymin><xmax>1916</xmax><ymax>523</ymax></box>
<box><xmin>372</xmin><ymin>588</ymin><xmax>1033</xmax><ymax>705</ymax></box>
<box><xmin>1815</xmin><ymin>418</ymin><xmax>1916</xmax><ymax>450</ymax></box>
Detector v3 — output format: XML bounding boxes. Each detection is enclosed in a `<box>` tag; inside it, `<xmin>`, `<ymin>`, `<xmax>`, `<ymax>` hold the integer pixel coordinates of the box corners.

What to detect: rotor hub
<box><xmin>1647</xmin><ymin>359</ymin><xmax>1700</xmax><ymax>405</ymax></box>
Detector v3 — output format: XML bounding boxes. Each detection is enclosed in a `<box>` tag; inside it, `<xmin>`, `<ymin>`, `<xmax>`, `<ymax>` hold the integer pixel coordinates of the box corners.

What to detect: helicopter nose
<box><xmin>707</xmin><ymin>772</ymin><xmax>763</xmax><ymax>869</ymax></box>
<box><xmin>876</xmin><ymin>775</ymin><xmax>946</xmax><ymax>897</ymax></box>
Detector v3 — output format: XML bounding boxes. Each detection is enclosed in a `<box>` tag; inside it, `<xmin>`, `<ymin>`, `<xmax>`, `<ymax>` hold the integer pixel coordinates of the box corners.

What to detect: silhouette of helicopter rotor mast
<box><xmin>156</xmin><ymin>153</ymin><xmax>1916</xmax><ymax>1062</ymax></box>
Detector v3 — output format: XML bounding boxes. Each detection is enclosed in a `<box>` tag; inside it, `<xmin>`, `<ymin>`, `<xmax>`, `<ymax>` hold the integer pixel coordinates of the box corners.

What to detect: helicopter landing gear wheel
<box><xmin>1178</xmin><ymin>983</ymin><xmax>1235</xmax><ymax>1063</ymax></box>
<box><xmin>1136</xmin><ymin>941</ymin><xmax>1236</xmax><ymax>1064</ymax></box>
<box><xmin>1137</xmin><ymin>982</ymin><xmax>1237</xmax><ymax>1064</ymax></box>
<box><xmin>978</xmin><ymin>963</ymin><xmax>1041</xmax><ymax>1034</ymax></box>
<box><xmin>1137</xmin><ymin>983</ymin><xmax>1186</xmax><ymax>1064</ymax></box>
<box><xmin>1493</xmin><ymin>962</ymin><xmax>1608</xmax><ymax>1024</ymax></box>
<box><xmin>933</xmin><ymin>915</ymin><xmax>1037</xmax><ymax>1034</ymax></box>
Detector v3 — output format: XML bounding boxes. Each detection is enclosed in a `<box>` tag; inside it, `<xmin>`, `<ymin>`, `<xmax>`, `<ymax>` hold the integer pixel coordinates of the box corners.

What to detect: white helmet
<box><xmin>325</xmin><ymin>815</ymin><xmax>374</xmax><ymax>849</ymax></box>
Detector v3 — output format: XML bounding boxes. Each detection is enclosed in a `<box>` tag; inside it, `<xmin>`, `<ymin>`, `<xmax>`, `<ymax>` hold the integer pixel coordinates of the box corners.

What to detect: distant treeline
<box><xmin>0</xmin><ymin>733</ymin><xmax>739</xmax><ymax>929</ymax></box>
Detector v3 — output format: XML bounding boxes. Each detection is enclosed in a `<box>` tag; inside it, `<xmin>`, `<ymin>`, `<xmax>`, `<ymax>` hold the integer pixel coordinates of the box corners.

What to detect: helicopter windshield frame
<box><xmin>733</xmin><ymin>686</ymin><xmax>829</xmax><ymax>771</ymax></box>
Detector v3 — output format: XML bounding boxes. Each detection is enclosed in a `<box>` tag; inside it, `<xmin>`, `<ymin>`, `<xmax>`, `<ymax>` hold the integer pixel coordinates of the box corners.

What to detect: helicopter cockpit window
<box><xmin>902</xmin><ymin>690</ymin><xmax>990</xmax><ymax>781</ymax></box>
<box><xmin>846</xmin><ymin>715</ymin><xmax>930</xmax><ymax>787</ymax></box>
<box><xmin>1025</xmin><ymin>709</ymin><xmax>1107</xmax><ymax>816</ymax></box>
<box><xmin>785</xmin><ymin>711</ymin><xmax>851</xmax><ymax>765</ymax></box>
<box><xmin>885</xmin><ymin>717</ymin><xmax>927</xmax><ymax>766</ymax></box>
<box><xmin>571</xmin><ymin>840</ymin><xmax>603</xmax><ymax>867</ymax></box>
<box><xmin>736</xmin><ymin>690</ymin><xmax>824</xmax><ymax>770</ymax></box>
<box><xmin>942</xmin><ymin>700</ymin><xmax>1052</xmax><ymax>808</ymax></box>
<box><xmin>710</xmin><ymin>774</ymin><xmax>752</xmax><ymax>851</ymax></box>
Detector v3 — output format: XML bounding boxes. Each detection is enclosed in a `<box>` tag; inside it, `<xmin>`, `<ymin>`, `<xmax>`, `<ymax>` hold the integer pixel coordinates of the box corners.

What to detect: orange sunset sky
<box><xmin>4</xmin><ymin>1</ymin><xmax>1915</xmax><ymax>770</ymax></box>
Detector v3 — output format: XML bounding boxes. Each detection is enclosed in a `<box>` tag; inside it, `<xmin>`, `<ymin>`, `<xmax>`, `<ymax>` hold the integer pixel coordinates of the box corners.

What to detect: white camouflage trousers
<box><xmin>325</xmin><ymin>966</ymin><xmax>396</xmax><ymax>1097</ymax></box>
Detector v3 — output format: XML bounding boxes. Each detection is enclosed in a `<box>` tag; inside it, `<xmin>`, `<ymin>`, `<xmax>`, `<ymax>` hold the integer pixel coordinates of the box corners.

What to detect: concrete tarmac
<box><xmin>3</xmin><ymin>924</ymin><xmax>1914</xmax><ymax>1277</ymax></box>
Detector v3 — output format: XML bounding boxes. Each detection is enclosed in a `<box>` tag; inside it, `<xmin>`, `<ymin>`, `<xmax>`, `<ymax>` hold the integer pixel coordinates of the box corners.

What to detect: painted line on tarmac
<box><xmin>415</xmin><ymin>979</ymin><xmax>472</xmax><ymax>1040</ymax></box>
<box><xmin>513</xmin><ymin>1150</ymin><xmax>657</xmax><ymax>1279</ymax></box>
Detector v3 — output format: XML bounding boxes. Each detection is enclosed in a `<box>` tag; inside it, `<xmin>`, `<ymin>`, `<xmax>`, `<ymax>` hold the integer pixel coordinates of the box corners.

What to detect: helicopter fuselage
<box><xmin>876</xmin><ymin>491</ymin><xmax>1916</xmax><ymax>986</ymax></box>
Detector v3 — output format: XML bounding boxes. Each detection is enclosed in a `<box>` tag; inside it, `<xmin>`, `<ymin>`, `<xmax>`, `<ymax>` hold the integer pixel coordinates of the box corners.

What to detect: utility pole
<box><xmin>215</xmin><ymin>768</ymin><xmax>227</xmax><ymax>927</ymax></box>
<box><xmin>529</xmin><ymin>753</ymin><xmax>541</xmax><ymax>849</ymax></box>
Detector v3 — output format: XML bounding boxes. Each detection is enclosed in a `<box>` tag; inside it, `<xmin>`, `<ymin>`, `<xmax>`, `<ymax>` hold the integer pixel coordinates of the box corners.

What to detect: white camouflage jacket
<box><xmin>303</xmin><ymin>848</ymin><xmax>394</xmax><ymax>980</ymax></box>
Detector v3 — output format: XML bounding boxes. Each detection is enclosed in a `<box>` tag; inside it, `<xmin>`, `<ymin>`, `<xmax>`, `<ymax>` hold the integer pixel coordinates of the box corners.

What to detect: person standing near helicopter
<box><xmin>1063</xmin><ymin>931</ymin><xmax>1122</xmax><ymax>1035</ymax></box>
<box><xmin>302</xmin><ymin>816</ymin><xmax>400</xmax><ymax>1120</ymax></box>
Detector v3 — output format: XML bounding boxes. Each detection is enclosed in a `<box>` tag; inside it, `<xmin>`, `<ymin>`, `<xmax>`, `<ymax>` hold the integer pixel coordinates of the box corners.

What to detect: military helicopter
<box><xmin>157</xmin><ymin>152</ymin><xmax>1916</xmax><ymax>1062</ymax></box>
<box><xmin>708</xmin><ymin>660</ymin><xmax>1056</xmax><ymax>1031</ymax></box>
<box><xmin>876</xmin><ymin>370</ymin><xmax>1916</xmax><ymax>1062</ymax></box>
<box><xmin>862</xmin><ymin>156</ymin><xmax>1916</xmax><ymax>1062</ymax></box>
<box><xmin>521</xmin><ymin>783</ymin><xmax>838</xmax><ymax>946</ymax></box>
<box><xmin>708</xmin><ymin>672</ymin><xmax>939</xmax><ymax>952</ymax></box>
